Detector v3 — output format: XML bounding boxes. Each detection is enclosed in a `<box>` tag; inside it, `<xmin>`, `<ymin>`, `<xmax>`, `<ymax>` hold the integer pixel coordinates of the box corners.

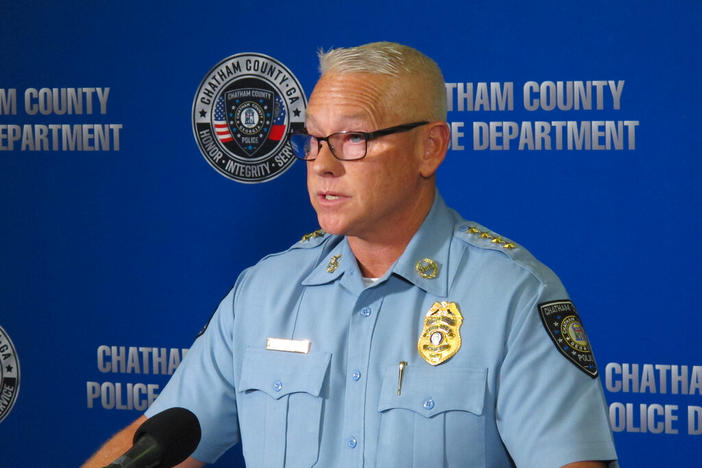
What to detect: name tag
<box><xmin>265</xmin><ymin>337</ymin><xmax>311</xmax><ymax>354</ymax></box>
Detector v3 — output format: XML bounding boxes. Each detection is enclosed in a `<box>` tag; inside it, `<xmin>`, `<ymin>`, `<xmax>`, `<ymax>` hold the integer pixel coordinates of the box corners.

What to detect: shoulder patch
<box><xmin>538</xmin><ymin>300</ymin><xmax>598</xmax><ymax>378</ymax></box>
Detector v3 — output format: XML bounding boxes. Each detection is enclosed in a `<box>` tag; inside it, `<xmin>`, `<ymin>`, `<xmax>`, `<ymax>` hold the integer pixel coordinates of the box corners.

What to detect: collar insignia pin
<box><xmin>327</xmin><ymin>254</ymin><xmax>341</xmax><ymax>273</ymax></box>
<box><xmin>415</xmin><ymin>258</ymin><xmax>439</xmax><ymax>279</ymax></box>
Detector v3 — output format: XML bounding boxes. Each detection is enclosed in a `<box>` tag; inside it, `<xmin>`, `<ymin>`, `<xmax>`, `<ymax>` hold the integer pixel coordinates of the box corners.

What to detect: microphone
<box><xmin>104</xmin><ymin>407</ymin><xmax>201</xmax><ymax>468</ymax></box>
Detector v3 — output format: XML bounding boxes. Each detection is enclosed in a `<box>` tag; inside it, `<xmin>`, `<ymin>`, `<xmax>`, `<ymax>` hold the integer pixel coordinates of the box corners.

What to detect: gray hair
<box><xmin>317</xmin><ymin>41</ymin><xmax>447</xmax><ymax>120</ymax></box>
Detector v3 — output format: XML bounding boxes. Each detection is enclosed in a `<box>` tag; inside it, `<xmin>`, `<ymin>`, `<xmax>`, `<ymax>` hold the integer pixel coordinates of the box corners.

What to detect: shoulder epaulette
<box><xmin>301</xmin><ymin>229</ymin><xmax>326</xmax><ymax>242</ymax></box>
<box><xmin>455</xmin><ymin>223</ymin><xmax>518</xmax><ymax>252</ymax></box>
<box><xmin>292</xmin><ymin>228</ymin><xmax>328</xmax><ymax>248</ymax></box>
<box><xmin>455</xmin><ymin>222</ymin><xmax>557</xmax><ymax>283</ymax></box>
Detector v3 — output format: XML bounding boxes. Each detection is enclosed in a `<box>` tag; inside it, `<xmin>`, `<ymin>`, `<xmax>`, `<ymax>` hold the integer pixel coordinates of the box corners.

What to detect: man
<box><xmin>85</xmin><ymin>42</ymin><xmax>618</xmax><ymax>468</ymax></box>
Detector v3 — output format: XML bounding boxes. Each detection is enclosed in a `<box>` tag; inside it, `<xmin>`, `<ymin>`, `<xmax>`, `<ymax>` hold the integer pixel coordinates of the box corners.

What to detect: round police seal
<box><xmin>0</xmin><ymin>326</ymin><xmax>20</xmax><ymax>423</ymax></box>
<box><xmin>561</xmin><ymin>315</ymin><xmax>591</xmax><ymax>353</ymax></box>
<box><xmin>192</xmin><ymin>53</ymin><xmax>306</xmax><ymax>183</ymax></box>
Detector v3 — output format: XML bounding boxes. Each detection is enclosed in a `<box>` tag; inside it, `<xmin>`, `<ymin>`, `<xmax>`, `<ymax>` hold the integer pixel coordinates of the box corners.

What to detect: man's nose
<box><xmin>310</xmin><ymin>140</ymin><xmax>342</xmax><ymax>176</ymax></box>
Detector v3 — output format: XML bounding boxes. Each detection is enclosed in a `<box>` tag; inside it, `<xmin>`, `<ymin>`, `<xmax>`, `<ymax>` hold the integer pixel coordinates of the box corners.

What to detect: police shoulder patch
<box><xmin>538</xmin><ymin>300</ymin><xmax>598</xmax><ymax>378</ymax></box>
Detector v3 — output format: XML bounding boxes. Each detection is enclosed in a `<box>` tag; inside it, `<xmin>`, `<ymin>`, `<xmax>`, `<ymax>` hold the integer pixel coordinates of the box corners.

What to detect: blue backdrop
<box><xmin>1</xmin><ymin>1</ymin><xmax>700</xmax><ymax>466</ymax></box>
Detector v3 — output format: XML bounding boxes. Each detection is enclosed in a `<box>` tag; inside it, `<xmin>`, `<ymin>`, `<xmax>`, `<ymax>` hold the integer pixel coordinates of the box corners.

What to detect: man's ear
<box><xmin>419</xmin><ymin>121</ymin><xmax>450</xmax><ymax>178</ymax></box>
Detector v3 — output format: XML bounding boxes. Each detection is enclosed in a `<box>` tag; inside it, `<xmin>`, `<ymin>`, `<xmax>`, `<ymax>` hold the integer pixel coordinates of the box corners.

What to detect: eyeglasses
<box><xmin>290</xmin><ymin>121</ymin><xmax>429</xmax><ymax>161</ymax></box>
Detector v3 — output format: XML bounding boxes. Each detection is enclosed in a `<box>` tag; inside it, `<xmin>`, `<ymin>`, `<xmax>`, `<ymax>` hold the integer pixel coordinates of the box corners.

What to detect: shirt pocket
<box><xmin>377</xmin><ymin>365</ymin><xmax>487</xmax><ymax>468</ymax></box>
<box><xmin>238</xmin><ymin>347</ymin><xmax>331</xmax><ymax>468</ymax></box>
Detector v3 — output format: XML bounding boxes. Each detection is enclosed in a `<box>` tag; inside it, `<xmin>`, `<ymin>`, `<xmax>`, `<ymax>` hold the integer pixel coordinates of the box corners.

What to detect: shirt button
<box><xmin>423</xmin><ymin>398</ymin><xmax>435</xmax><ymax>410</ymax></box>
<box><xmin>273</xmin><ymin>380</ymin><xmax>283</xmax><ymax>392</ymax></box>
<box><xmin>352</xmin><ymin>370</ymin><xmax>361</xmax><ymax>381</ymax></box>
<box><xmin>360</xmin><ymin>307</ymin><xmax>372</xmax><ymax>317</ymax></box>
<box><xmin>347</xmin><ymin>436</ymin><xmax>358</xmax><ymax>449</ymax></box>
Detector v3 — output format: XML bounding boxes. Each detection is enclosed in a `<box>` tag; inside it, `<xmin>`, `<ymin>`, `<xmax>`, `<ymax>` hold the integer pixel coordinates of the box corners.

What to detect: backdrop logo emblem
<box><xmin>192</xmin><ymin>53</ymin><xmax>306</xmax><ymax>183</ymax></box>
<box><xmin>0</xmin><ymin>326</ymin><xmax>20</xmax><ymax>423</ymax></box>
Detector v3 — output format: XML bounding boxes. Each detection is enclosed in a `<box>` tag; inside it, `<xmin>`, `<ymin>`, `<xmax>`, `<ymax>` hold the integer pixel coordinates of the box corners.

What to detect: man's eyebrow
<box><xmin>305</xmin><ymin>114</ymin><xmax>373</xmax><ymax>133</ymax></box>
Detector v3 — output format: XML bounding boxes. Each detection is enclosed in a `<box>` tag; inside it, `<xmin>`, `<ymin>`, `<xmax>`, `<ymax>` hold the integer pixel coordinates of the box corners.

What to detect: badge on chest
<box><xmin>417</xmin><ymin>301</ymin><xmax>463</xmax><ymax>365</ymax></box>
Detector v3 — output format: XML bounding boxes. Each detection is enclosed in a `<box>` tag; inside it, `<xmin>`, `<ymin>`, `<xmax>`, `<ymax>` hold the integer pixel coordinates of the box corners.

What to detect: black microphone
<box><xmin>104</xmin><ymin>407</ymin><xmax>201</xmax><ymax>468</ymax></box>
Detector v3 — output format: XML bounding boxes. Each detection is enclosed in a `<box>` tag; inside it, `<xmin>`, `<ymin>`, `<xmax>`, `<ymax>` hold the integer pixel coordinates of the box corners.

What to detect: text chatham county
<box><xmin>0</xmin><ymin>87</ymin><xmax>122</xmax><ymax>151</ymax></box>
<box><xmin>445</xmin><ymin>80</ymin><xmax>638</xmax><ymax>151</ymax></box>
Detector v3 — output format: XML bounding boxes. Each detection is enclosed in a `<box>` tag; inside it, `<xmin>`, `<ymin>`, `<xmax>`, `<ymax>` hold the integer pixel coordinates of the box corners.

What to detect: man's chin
<box><xmin>317</xmin><ymin>218</ymin><xmax>349</xmax><ymax>237</ymax></box>
<box><xmin>319</xmin><ymin>225</ymin><xmax>348</xmax><ymax>236</ymax></box>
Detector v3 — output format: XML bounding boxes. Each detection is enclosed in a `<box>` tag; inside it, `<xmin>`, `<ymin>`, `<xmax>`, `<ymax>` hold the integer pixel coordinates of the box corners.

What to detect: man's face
<box><xmin>305</xmin><ymin>72</ymin><xmax>428</xmax><ymax>241</ymax></box>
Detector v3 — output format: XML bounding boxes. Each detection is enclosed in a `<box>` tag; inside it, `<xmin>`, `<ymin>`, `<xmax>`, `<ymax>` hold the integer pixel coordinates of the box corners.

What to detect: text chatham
<box><xmin>197</xmin><ymin>58</ymin><xmax>299</xmax><ymax>105</ymax></box>
<box><xmin>444</xmin><ymin>80</ymin><xmax>625</xmax><ymax>112</ymax></box>
<box><xmin>605</xmin><ymin>362</ymin><xmax>702</xmax><ymax>395</ymax></box>
<box><xmin>97</xmin><ymin>345</ymin><xmax>189</xmax><ymax>375</ymax></box>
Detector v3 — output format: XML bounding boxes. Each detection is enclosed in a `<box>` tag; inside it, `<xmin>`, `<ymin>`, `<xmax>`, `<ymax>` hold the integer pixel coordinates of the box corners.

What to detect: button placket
<box><xmin>342</xmin><ymin>292</ymin><xmax>385</xmax><ymax>465</ymax></box>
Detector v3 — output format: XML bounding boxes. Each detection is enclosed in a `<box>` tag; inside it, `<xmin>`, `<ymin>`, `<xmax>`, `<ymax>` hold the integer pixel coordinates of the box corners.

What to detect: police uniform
<box><xmin>146</xmin><ymin>193</ymin><xmax>618</xmax><ymax>468</ymax></box>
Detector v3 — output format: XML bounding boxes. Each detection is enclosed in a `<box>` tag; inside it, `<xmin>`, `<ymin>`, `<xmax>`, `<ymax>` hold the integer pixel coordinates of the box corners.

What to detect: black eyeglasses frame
<box><xmin>290</xmin><ymin>120</ymin><xmax>430</xmax><ymax>161</ymax></box>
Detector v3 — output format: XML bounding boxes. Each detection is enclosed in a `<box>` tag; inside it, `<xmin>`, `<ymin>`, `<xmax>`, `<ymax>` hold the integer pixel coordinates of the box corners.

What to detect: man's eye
<box><xmin>346</xmin><ymin>133</ymin><xmax>365</xmax><ymax>144</ymax></box>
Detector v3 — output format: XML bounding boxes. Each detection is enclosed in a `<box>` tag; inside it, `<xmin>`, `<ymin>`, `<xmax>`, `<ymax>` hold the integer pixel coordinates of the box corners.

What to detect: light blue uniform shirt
<box><xmin>147</xmin><ymin>193</ymin><xmax>618</xmax><ymax>467</ymax></box>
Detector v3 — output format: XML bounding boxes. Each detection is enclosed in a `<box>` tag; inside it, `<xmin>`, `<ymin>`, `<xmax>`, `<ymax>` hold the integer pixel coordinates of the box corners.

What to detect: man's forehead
<box><xmin>314</xmin><ymin>71</ymin><xmax>398</xmax><ymax>99</ymax></box>
<box><xmin>305</xmin><ymin>72</ymin><xmax>402</xmax><ymax>129</ymax></box>
<box><xmin>305</xmin><ymin>111</ymin><xmax>372</xmax><ymax>128</ymax></box>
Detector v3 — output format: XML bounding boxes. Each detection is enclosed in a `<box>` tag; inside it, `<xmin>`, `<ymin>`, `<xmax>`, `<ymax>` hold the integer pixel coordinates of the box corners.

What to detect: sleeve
<box><xmin>145</xmin><ymin>271</ymin><xmax>248</xmax><ymax>463</ymax></box>
<box><xmin>496</xmin><ymin>273</ymin><xmax>619</xmax><ymax>468</ymax></box>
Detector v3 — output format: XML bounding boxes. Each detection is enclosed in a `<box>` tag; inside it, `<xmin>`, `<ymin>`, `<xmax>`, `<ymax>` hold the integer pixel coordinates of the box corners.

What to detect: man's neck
<box><xmin>347</xmin><ymin>191</ymin><xmax>435</xmax><ymax>278</ymax></box>
<box><xmin>348</xmin><ymin>235</ymin><xmax>413</xmax><ymax>278</ymax></box>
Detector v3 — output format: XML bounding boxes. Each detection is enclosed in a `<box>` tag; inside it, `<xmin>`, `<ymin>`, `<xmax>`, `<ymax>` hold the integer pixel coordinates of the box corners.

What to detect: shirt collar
<box><xmin>301</xmin><ymin>236</ymin><xmax>360</xmax><ymax>289</ymax></box>
<box><xmin>389</xmin><ymin>192</ymin><xmax>453</xmax><ymax>297</ymax></box>
<box><xmin>301</xmin><ymin>191</ymin><xmax>455</xmax><ymax>297</ymax></box>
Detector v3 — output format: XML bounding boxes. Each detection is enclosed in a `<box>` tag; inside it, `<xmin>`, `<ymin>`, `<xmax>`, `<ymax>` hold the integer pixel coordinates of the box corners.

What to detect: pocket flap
<box><xmin>378</xmin><ymin>365</ymin><xmax>486</xmax><ymax>418</ymax></box>
<box><xmin>239</xmin><ymin>347</ymin><xmax>331</xmax><ymax>399</ymax></box>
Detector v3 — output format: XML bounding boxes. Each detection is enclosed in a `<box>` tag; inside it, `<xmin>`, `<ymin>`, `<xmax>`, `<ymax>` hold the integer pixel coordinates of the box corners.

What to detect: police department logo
<box><xmin>0</xmin><ymin>326</ymin><xmax>20</xmax><ymax>423</ymax></box>
<box><xmin>538</xmin><ymin>300</ymin><xmax>598</xmax><ymax>378</ymax></box>
<box><xmin>192</xmin><ymin>53</ymin><xmax>306</xmax><ymax>183</ymax></box>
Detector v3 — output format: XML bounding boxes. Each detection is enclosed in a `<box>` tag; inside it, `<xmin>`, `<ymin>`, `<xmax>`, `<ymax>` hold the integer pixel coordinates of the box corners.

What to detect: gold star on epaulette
<box><xmin>301</xmin><ymin>229</ymin><xmax>325</xmax><ymax>242</ymax></box>
<box><xmin>463</xmin><ymin>225</ymin><xmax>517</xmax><ymax>250</ymax></box>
